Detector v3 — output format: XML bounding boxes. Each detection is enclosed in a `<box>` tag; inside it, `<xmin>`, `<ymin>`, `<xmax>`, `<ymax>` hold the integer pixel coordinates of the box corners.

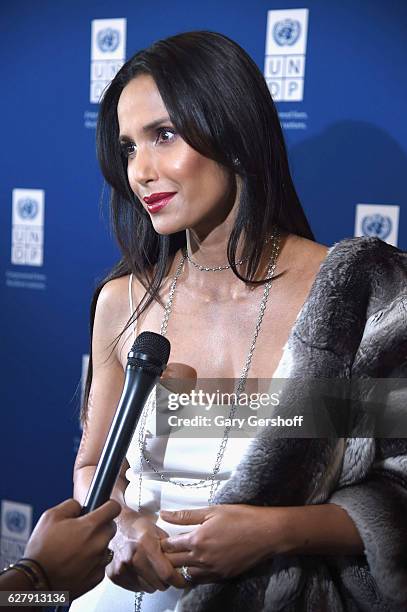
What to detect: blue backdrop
<box><xmin>1</xmin><ymin>0</ymin><xmax>406</xmax><ymax>559</ymax></box>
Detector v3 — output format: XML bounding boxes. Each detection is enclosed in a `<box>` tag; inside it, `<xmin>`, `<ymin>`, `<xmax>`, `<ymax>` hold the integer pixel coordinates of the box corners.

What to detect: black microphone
<box><xmin>80</xmin><ymin>331</ymin><xmax>171</xmax><ymax>515</ymax></box>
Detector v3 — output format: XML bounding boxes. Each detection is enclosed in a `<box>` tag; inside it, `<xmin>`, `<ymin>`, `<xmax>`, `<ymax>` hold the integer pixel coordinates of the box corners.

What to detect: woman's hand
<box><xmin>24</xmin><ymin>498</ymin><xmax>120</xmax><ymax>599</ymax></box>
<box><xmin>160</xmin><ymin>504</ymin><xmax>288</xmax><ymax>584</ymax></box>
<box><xmin>106</xmin><ymin>510</ymin><xmax>186</xmax><ymax>593</ymax></box>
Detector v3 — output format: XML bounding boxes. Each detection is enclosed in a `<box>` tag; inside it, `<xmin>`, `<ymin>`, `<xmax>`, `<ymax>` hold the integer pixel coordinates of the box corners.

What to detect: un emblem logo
<box><xmin>97</xmin><ymin>28</ymin><xmax>120</xmax><ymax>53</ymax></box>
<box><xmin>273</xmin><ymin>19</ymin><xmax>301</xmax><ymax>46</ymax></box>
<box><xmin>5</xmin><ymin>510</ymin><xmax>27</xmax><ymax>534</ymax></box>
<box><xmin>361</xmin><ymin>214</ymin><xmax>392</xmax><ymax>240</ymax></box>
<box><xmin>17</xmin><ymin>198</ymin><xmax>38</xmax><ymax>220</ymax></box>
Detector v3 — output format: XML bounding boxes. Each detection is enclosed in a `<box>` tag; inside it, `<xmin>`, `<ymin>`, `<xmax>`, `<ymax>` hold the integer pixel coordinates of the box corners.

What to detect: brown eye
<box><xmin>120</xmin><ymin>142</ymin><xmax>137</xmax><ymax>158</ymax></box>
<box><xmin>156</xmin><ymin>128</ymin><xmax>176</xmax><ymax>144</ymax></box>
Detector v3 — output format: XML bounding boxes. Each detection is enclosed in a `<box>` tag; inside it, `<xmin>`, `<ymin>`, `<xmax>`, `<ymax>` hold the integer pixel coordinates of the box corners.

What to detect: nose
<box><xmin>127</xmin><ymin>145</ymin><xmax>158</xmax><ymax>190</ymax></box>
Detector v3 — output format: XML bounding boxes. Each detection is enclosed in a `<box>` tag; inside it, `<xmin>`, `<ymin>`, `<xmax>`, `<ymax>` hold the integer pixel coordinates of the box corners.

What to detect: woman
<box><xmin>71</xmin><ymin>32</ymin><xmax>407</xmax><ymax>611</ymax></box>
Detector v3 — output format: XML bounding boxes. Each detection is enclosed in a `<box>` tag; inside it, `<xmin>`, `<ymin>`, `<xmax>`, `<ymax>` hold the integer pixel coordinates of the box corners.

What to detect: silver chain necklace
<box><xmin>185</xmin><ymin>251</ymin><xmax>249</xmax><ymax>271</ymax></box>
<box><xmin>185</xmin><ymin>234</ymin><xmax>273</xmax><ymax>272</ymax></box>
<box><xmin>134</xmin><ymin>227</ymin><xmax>280</xmax><ymax>611</ymax></box>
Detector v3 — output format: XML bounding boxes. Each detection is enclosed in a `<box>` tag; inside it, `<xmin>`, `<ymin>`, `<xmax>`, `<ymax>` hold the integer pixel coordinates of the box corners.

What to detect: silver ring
<box><xmin>180</xmin><ymin>565</ymin><xmax>193</xmax><ymax>583</ymax></box>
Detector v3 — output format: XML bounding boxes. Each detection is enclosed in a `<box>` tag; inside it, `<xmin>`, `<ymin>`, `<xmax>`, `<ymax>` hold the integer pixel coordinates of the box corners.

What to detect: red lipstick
<box><xmin>143</xmin><ymin>192</ymin><xmax>176</xmax><ymax>213</ymax></box>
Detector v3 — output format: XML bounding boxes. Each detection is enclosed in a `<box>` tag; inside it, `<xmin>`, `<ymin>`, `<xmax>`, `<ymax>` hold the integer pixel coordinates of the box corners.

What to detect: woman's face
<box><xmin>117</xmin><ymin>74</ymin><xmax>236</xmax><ymax>236</ymax></box>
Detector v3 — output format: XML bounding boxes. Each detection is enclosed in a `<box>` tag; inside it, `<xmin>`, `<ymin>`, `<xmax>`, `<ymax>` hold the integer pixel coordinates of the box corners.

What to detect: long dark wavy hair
<box><xmin>81</xmin><ymin>30</ymin><xmax>314</xmax><ymax>423</ymax></box>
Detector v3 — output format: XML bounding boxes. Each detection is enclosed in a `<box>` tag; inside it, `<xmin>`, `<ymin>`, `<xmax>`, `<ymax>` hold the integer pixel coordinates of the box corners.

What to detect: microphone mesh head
<box><xmin>130</xmin><ymin>331</ymin><xmax>171</xmax><ymax>367</ymax></box>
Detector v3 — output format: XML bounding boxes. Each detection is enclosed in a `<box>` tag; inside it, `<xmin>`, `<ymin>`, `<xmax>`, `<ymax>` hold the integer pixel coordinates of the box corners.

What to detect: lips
<box><xmin>143</xmin><ymin>192</ymin><xmax>177</xmax><ymax>214</ymax></box>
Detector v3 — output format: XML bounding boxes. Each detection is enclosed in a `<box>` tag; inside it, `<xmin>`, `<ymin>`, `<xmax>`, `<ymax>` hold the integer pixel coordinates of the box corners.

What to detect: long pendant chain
<box><xmin>134</xmin><ymin>228</ymin><xmax>280</xmax><ymax>611</ymax></box>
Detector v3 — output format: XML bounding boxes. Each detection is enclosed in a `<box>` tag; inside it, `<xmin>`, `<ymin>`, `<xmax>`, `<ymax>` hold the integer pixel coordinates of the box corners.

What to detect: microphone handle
<box><xmin>80</xmin><ymin>365</ymin><xmax>157</xmax><ymax>515</ymax></box>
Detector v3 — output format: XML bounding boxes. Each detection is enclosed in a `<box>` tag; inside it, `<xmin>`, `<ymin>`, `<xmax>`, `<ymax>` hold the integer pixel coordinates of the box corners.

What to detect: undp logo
<box><xmin>361</xmin><ymin>214</ymin><xmax>392</xmax><ymax>240</ymax></box>
<box><xmin>273</xmin><ymin>19</ymin><xmax>301</xmax><ymax>46</ymax></box>
<box><xmin>97</xmin><ymin>28</ymin><xmax>120</xmax><ymax>53</ymax></box>
<box><xmin>17</xmin><ymin>198</ymin><xmax>38</xmax><ymax>220</ymax></box>
<box><xmin>5</xmin><ymin>510</ymin><xmax>27</xmax><ymax>534</ymax></box>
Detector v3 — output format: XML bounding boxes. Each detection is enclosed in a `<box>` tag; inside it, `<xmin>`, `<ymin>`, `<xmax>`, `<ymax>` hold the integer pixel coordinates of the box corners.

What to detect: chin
<box><xmin>149</xmin><ymin>217</ymin><xmax>188</xmax><ymax>236</ymax></box>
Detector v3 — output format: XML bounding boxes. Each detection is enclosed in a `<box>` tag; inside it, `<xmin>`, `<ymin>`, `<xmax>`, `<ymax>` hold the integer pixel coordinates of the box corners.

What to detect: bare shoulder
<box><xmin>96</xmin><ymin>275</ymin><xmax>130</xmax><ymax>322</ymax></box>
<box><xmin>275</xmin><ymin>233</ymin><xmax>329</xmax><ymax>300</ymax></box>
<box><xmin>94</xmin><ymin>274</ymin><xmax>149</xmax><ymax>360</ymax></box>
<box><xmin>291</xmin><ymin>233</ymin><xmax>329</xmax><ymax>258</ymax></box>
<box><xmin>97</xmin><ymin>274</ymin><xmax>146</xmax><ymax>316</ymax></box>
<box><xmin>282</xmin><ymin>233</ymin><xmax>329</xmax><ymax>272</ymax></box>
<box><xmin>94</xmin><ymin>274</ymin><xmax>141</xmax><ymax>346</ymax></box>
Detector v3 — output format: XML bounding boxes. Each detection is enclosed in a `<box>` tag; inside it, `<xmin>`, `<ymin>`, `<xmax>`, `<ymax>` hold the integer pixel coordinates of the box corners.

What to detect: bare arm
<box><xmin>0</xmin><ymin>499</ymin><xmax>120</xmax><ymax>610</ymax></box>
<box><xmin>73</xmin><ymin>277</ymin><xmax>183</xmax><ymax>593</ymax></box>
<box><xmin>73</xmin><ymin>277</ymin><xmax>132</xmax><ymax>506</ymax></box>
<box><xmin>276</xmin><ymin>503</ymin><xmax>364</xmax><ymax>556</ymax></box>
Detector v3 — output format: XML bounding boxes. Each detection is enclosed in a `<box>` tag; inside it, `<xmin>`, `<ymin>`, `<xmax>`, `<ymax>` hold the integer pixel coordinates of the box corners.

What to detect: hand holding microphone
<box><xmin>0</xmin><ymin>333</ymin><xmax>176</xmax><ymax>610</ymax></box>
<box><xmin>0</xmin><ymin>499</ymin><xmax>120</xmax><ymax>606</ymax></box>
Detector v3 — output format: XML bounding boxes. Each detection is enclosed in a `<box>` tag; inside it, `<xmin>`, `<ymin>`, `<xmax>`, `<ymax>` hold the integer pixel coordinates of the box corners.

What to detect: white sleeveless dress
<box><xmin>71</xmin><ymin>274</ymin><xmax>288</xmax><ymax>612</ymax></box>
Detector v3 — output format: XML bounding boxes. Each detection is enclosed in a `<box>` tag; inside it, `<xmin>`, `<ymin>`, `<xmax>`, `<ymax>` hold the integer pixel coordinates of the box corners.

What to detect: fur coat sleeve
<box><xmin>179</xmin><ymin>236</ymin><xmax>407</xmax><ymax>612</ymax></box>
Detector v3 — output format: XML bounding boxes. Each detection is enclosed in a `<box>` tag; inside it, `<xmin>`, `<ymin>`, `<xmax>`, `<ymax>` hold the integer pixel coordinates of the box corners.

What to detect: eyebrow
<box><xmin>119</xmin><ymin>116</ymin><xmax>172</xmax><ymax>141</ymax></box>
